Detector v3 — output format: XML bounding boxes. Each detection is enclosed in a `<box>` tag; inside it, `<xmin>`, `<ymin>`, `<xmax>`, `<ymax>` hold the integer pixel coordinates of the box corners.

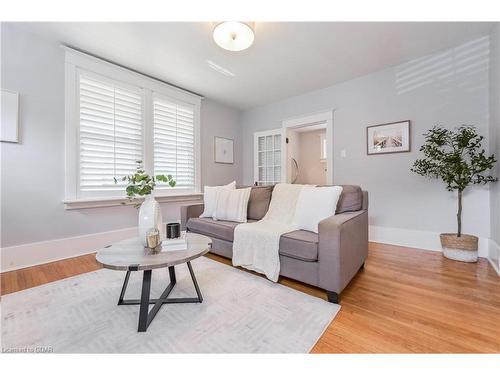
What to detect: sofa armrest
<box><xmin>180</xmin><ymin>204</ymin><xmax>204</xmax><ymax>231</ymax></box>
<box><xmin>317</xmin><ymin>210</ymin><xmax>368</xmax><ymax>294</ymax></box>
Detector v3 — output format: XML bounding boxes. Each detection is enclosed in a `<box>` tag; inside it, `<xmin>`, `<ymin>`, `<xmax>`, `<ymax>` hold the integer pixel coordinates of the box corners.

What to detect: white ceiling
<box><xmin>13</xmin><ymin>22</ymin><xmax>494</xmax><ymax>110</ymax></box>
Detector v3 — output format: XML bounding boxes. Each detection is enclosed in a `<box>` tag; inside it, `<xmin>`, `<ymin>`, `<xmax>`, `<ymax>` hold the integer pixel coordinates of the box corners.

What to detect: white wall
<box><xmin>241</xmin><ymin>36</ymin><xmax>492</xmax><ymax>255</ymax></box>
<box><xmin>200</xmin><ymin>99</ymin><xmax>242</xmax><ymax>186</ymax></box>
<box><xmin>0</xmin><ymin>23</ymin><xmax>242</xmax><ymax>250</ymax></box>
<box><xmin>489</xmin><ymin>24</ymin><xmax>500</xmax><ymax>272</ymax></box>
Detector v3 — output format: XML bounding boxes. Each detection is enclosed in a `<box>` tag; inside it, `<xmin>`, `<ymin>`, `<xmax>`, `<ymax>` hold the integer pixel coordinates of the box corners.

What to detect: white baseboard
<box><xmin>369</xmin><ymin>225</ymin><xmax>490</xmax><ymax>258</ymax></box>
<box><xmin>488</xmin><ymin>239</ymin><xmax>500</xmax><ymax>276</ymax></box>
<box><xmin>1</xmin><ymin>227</ymin><xmax>137</xmax><ymax>272</ymax></box>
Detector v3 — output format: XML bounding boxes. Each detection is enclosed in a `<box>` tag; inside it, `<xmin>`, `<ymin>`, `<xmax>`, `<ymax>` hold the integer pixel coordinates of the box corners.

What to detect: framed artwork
<box><xmin>367</xmin><ymin>120</ymin><xmax>410</xmax><ymax>155</ymax></box>
<box><xmin>214</xmin><ymin>136</ymin><xmax>234</xmax><ymax>164</ymax></box>
<box><xmin>1</xmin><ymin>89</ymin><xmax>19</xmax><ymax>143</ymax></box>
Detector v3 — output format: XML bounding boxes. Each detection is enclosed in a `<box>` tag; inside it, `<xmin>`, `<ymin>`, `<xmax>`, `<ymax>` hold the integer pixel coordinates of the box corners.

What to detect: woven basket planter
<box><xmin>440</xmin><ymin>233</ymin><xmax>478</xmax><ymax>262</ymax></box>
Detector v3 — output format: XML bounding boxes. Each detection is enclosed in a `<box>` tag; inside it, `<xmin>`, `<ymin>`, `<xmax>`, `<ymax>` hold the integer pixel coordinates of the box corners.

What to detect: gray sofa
<box><xmin>181</xmin><ymin>185</ymin><xmax>368</xmax><ymax>303</ymax></box>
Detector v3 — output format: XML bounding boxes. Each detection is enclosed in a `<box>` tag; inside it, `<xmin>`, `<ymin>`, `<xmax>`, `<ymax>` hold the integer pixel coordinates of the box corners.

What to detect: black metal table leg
<box><xmin>117</xmin><ymin>270</ymin><xmax>131</xmax><ymax>305</ymax></box>
<box><xmin>169</xmin><ymin>266</ymin><xmax>176</xmax><ymax>284</ymax></box>
<box><xmin>187</xmin><ymin>261</ymin><xmax>203</xmax><ymax>302</ymax></box>
<box><xmin>138</xmin><ymin>270</ymin><xmax>152</xmax><ymax>332</ymax></box>
<box><xmin>118</xmin><ymin>263</ymin><xmax>204</xmax><ymax>332</ymax></box>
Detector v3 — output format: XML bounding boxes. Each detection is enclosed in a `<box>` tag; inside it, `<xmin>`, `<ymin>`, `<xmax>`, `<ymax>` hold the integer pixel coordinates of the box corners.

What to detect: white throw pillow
<box><xmin>292</xmin><ymin>186</ymin><xmax>343</xmax><ymax>233</ymax></box>
<box><xmin>199</xmin><ymin>181</ymin><xmax>236</xmax><ymax>218</ymax></box>
<box><xmin>213</xmin><ymin>187</ymin><xmax>252</xmax><ymax>223</ymax></box>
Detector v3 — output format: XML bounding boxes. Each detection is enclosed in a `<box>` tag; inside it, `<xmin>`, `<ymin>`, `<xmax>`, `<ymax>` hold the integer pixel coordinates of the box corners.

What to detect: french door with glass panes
<box><xmin>254</xmin><ymin>129</ymin><xmax>283</xmax><ymax>186</ymax></box>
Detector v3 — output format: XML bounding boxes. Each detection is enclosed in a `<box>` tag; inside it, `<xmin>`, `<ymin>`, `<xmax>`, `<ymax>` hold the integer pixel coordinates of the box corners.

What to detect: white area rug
<box><xmin>1</xmin><ymin>257</ymin><xmax>339</xmax><ymax>353</ymax></box>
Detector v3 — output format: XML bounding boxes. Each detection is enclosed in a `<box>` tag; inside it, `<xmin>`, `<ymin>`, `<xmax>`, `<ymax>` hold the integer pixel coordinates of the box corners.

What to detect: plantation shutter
<box><xmin>153</xmin><ymin>96</ymin><xmax>195</xmax><ymax>189</ymax></box>
<box><xmin>78</xmin><ymin>73</ymin><xmax>143</xmax><ymax>192</ymax></box>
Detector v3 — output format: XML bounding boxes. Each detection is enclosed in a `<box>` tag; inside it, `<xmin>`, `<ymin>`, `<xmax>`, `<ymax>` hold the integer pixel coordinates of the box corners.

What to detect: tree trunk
<box><xmin>457</xmin><ymin>189</ymin><xmax>463</xmax><ymax>237</ymax></box>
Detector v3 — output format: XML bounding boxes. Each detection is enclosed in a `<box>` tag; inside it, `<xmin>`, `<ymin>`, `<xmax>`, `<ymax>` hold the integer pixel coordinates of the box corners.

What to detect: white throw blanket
<box><xmin>232</xmin><ymin>183</ymin><xmax>305</xmax><ymax>282</ymax></box>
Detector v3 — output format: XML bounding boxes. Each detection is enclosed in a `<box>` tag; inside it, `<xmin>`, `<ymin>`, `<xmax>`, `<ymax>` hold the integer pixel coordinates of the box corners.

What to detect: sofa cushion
<box><xmin>187</xmin><ymin>217</ymin><xmax>257</xmax><ymax>242</ymax></box>
<box><xmin>214</xmin><ymin>187</ymin><xmax>251</xmax><ymax>223</ymax></box>
<box><xmin>187</xmin><ymin>218</ymin><xmax>238</xmax><ymax>241</ymax></box>
<box><xmin>279</xmin><ymin>230</ymin><xmax>318</xmax><ymax>262</ymax></box>
<box><xmin>247</xmin><ymin>185</ymin><xmax>274</xmax><ymax>220</ymax></box>
<box><xmin>200</xmin><ymin>181</ymin><xmax>236</xmax><ymax>218</ymax></box>
<box><xmin>336</xmin><ymin>185</ymin><xmax>363</xmax><ymax>213</ymax></box>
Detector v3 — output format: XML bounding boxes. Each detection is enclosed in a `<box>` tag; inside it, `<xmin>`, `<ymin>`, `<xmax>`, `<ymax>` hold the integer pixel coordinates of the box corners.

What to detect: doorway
<box><xmin>282</xmin><ymin>111</ymin><xmax>333</xmax><ymax>185</ymax></box>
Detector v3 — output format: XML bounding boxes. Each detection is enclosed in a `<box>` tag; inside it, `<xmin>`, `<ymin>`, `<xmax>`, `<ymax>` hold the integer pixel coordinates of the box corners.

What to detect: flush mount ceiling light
<box><xmin>213</xmin><ymin>22</ymin><xmax>255</xmax><ymax>52</ymax></box>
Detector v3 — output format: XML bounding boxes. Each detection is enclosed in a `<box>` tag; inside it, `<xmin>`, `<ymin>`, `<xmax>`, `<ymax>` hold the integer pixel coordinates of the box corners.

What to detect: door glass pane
<box><xmin>274</xmin><ymin>167</ymin><xmax>281</xmax><ymax>182</ymax></box>
<box><xmin>258</xmin><ymin>136</ymin><xmax>265</xmax><ymax>152</ymax></box>
<box><xmin>274</xmin><ymin>134</ymin><xmax>281</xmax><ymax>150</ymax></box>
<box><xmin>258</xmin><ymin>151</ymin><xmax>265</xmax><ymax>166</ymax></box>
<box><xmin>267</xmin><ymin>167</ymin><xmax>273</xmax><ymax>183</ymax></box>
<box><xmin>274</xmin><ymin>150</ymin><xmax>281</xmax><ymax>166</ymax></box>
<box><xmin>259</xmin><ymin>167</ymin><xmax>265</xmax><ymax>181</ymax></box>
<box><xmin>266</xmin><ymin>136</ymin><xmax>273</xmax><ymax>150</ymax></box>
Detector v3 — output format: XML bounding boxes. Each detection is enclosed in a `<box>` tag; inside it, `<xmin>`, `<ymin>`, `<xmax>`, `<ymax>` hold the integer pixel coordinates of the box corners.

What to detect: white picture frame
<box><xmin>1</xmin><ymin>89</ymin><xmax>19</xmax><ymax>143</ymax></box>
<box><xmin>367</xmin><ymin>120</ymin><xmax>411</xmax><ymax>155</ymax></box>
<box><xmin>214</xmin><ymin>136</ymin><xmax>234</xmax><ymax>164</ymax></box>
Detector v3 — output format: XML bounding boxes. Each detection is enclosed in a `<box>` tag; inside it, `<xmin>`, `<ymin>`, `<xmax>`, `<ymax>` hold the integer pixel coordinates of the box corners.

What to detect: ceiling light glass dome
<box><xmin>213</xmin><ymin>22</ymin><xmax>255</xmax><ymax>52</ymax></box>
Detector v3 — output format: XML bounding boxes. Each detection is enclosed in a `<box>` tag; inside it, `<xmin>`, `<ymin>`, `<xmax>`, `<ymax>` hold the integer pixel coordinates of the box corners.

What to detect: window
<box><xmin>64</xmin><ymin>47</ymin><xmax>201</xmax><ymax>203</ymax></box>
<box><xmin>79</xmin><ymin>73</ymin><xmax>144</xmax><ymax>193</ymax></box>
<box><xmin>153</xmin><ymin>96</ymin><xmax>195</xmax><ymax>189</ymax></box>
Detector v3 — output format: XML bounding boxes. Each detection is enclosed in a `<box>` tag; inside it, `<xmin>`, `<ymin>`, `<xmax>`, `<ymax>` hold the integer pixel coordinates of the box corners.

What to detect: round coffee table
<box><xmin>96</xmin><ymin>232</ymin><xmax>211</xmax><ymax>332</ymax></box>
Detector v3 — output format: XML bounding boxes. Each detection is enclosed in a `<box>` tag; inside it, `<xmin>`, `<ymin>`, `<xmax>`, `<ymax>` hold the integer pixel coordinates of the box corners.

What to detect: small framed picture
<box><xmin>367</xmin><ymin>120</ymin><xmax>410</xmax><ymax>155</ymax></box>
<box><xmin>214</xmin><ymin>136</ymin><xmax>234</xmax><ymax>164</ymax></box>
<box><xmin>1</xmin><ymin>89</ymin><xmax>19</xmax><ymax>143</ymax></box>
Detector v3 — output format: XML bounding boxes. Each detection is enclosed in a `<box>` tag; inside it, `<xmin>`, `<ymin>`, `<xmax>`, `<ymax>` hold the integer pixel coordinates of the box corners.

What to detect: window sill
<box><xmin>63</xmin><ymin>193</ymin><xmax>203</xmax><ymax>210</ymax></box>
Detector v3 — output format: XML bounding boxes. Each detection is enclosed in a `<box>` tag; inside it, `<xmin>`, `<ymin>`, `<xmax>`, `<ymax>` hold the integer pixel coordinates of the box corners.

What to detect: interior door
<box><xmin>254</xmin><ymin>129</ymin><xmax>283</xmax><ymax>186</ymax></box>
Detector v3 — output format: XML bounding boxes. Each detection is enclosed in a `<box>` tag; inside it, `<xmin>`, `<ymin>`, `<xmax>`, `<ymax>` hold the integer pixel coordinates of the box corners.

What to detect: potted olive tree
<box><xmin>411</xmin><ymin>126</ymin><xmax>497</xmax><ymax>262</ymax></box>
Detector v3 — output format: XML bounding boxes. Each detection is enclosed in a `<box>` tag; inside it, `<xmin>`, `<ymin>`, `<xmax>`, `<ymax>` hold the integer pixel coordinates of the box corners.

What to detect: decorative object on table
<box><xmin>367</xmin><ymin>120</ymin><xmax>410</xmax><ymax>155</ymax></box>
<box><xmin>166</xmin><ymin>222</ymin><xmax>181</xmax><ymax>239</ymax></box>
<box><xmin>214</xmin><ymin>136</ymin><xmax>234</xmax><ymax>164</ymax></box>
<box><xmin>114</xmin><ymin>160</ymin><xmax>176</xmax><ymax>246</ymax></box>
<box><xmin>163</xmin><ymin>232</ymin><xmax>188</xmax><ymax>251</ymax></box>
<box><xmin>145</xmin><ymin>228</ymin><xmax>162</xmax><ymax>253</ymax></box>
<box><xmin>1</xmin><ymin>89</ymin><xmax>19</xmax><ymax>143</ymax></box>
<box><xmin>411</xmin><ymin>125</ymin><xmax>497</xmax><ymax>262</ymax></box>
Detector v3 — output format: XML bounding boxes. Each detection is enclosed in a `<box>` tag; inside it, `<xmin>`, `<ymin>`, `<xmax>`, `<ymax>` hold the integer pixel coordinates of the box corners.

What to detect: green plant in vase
<box><xmin>114</xmin><ymin>160</ymin><xmax>176</xmax><ymax>205</ymax></box>
<box><xmin>114</xmin><ymin>160</ymin><xmax>176</xmax><ymax>245</ymax></box>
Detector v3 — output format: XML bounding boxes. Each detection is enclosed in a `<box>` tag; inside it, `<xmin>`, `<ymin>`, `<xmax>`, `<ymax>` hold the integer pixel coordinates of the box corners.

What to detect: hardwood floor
<box><xmin>1</xmin><ymin>242</ymin><xmax>499</xmax><ymax>353</ymax></box>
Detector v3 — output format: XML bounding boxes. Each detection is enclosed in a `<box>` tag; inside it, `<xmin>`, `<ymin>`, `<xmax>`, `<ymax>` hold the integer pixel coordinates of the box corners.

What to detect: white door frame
<box><xmin>281</xmin><ymin>110</ymin><xmax>334</xmax><ymax>185</ymax></box>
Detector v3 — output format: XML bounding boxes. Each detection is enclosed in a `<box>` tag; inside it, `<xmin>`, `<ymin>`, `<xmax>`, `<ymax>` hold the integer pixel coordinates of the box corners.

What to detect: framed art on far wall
<box><xmin>367</xmin><ymin>120</ymin><xmax>410</xmax><ymax>155</ymax></box>
<box><xmin>214</xmin><ymin>136</ymin><xmax>234</xmax><ymax>164</ymax></box>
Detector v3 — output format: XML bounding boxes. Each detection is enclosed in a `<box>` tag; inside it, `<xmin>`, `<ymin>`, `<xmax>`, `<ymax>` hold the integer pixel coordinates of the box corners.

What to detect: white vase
<box><xmin>138</xmin><ymin>195</ymin><xmax>164</xmax><ymax>246</ymax></box>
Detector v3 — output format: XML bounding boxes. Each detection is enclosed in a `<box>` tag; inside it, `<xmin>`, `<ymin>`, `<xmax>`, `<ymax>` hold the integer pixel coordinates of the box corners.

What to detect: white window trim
<box><xmin>63</xmin><ymin>192</ymin><xmax>203</xmax><ymax>210</ymax></box>
<box><xmin>64</xmin><ymin>46</ymin><xmax>202</xmax><ymax>207</ymax></box>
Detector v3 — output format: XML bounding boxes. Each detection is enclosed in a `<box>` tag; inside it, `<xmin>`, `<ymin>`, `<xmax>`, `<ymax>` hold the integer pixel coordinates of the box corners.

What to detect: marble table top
<box><xmin>95</xmin><ymin>232</ymin><xmax>212</xmax><ymax>271</ymax></box>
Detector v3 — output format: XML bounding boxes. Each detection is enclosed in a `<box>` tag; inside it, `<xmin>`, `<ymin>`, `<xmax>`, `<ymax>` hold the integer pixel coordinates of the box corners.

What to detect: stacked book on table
<box><xmin>161</xmin><ymin>232</ymin><xmax>188</xmax><ymax>251</ymax></box>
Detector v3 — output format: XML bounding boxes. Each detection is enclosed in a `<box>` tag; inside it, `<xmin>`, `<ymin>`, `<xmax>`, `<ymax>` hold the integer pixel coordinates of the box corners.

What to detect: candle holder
<box><xmin>166</xmin><ymin>222</ymin><xmax>181</xmax><ymax>239</ymax></box>
<box><xmin>145</xmin><ymin>228</ymin><xmax>162</xmax><ymax>253</ymax></box>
